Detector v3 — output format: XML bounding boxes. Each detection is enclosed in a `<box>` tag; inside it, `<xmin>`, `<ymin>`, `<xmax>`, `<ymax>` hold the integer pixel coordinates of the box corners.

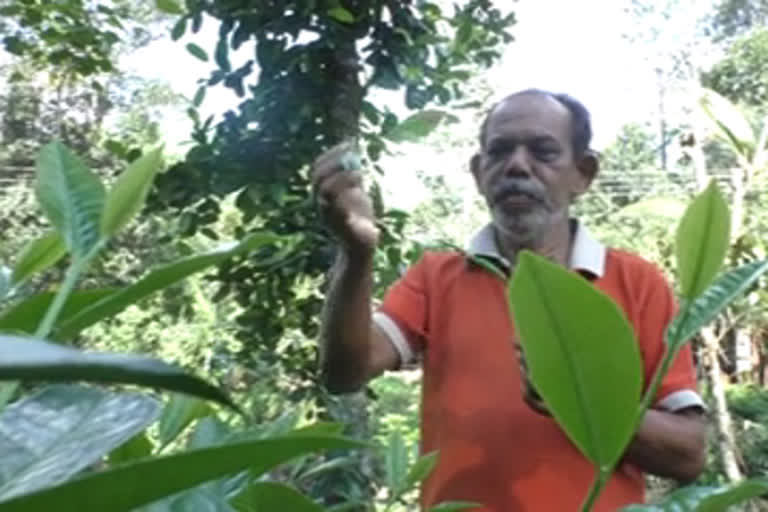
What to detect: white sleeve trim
<box><xmin>656</xmin><ymin>390</ymin><xmax>707</xmax><ymax>412</ymax></box>
<box><xmin>373</xmin><ymin>312</ymin><xmax>415</xmax><ymax>366</ymax></box>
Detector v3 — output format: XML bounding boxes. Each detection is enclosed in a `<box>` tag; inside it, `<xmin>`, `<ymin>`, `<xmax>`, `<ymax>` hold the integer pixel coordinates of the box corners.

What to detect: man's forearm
<box><xmin>319</xmin><ymin>249</ymin><xmax>375</xmax><ymax>393</ymax></box>
<box><xmin>624</xmin><ymin>408</ymin><xmax>706</xmax><ymax>482</ymax></box>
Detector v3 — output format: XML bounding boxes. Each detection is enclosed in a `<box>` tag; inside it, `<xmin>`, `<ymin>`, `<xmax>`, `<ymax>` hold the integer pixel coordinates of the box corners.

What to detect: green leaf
<box><xmin>215</xmin><ymin>38</ymin><xmax>231</xmax><ymax>72</ymax></box>
<box><xmin>100</xmin><ymin>148</ymin><xmax>164</xmax><ymax>238</ymax></box>
<box><xmin>193</xmin><ymin>86</ymin><xmax>206</xmax><ymax>107</ymax></box>
<box><xmin>327</xmin><ymin>7</ymin><xmax>355</xmax><ymax>23</ymax></box>
<box><xmin>669</xmin><ymin>260</ymin><xmax>768</xmax><ymax>347</ymax></box>
<box><xmin>0</xmin><ymin>385</ymin><xmax>159</xmax><ymax>500</ymax></box>
<box><xmin>428</xmin><ymin>502</ymin><xmax>483</xmax><ymax>512</ymax></box>
<box><xmin>55</xmin><ymin>233</ymin><xmax>282</xmax><ymax>339</ymax></box>
<box><xmin>509</xmin><ymin>251</ymin><xmax>643</xmax><ymax>469</ymax></box>
<box><xmin>675</xmin><ymin>181</ymin><xmax>731</xmax><ymax>299</ymax></box>
<box><xmin>0</xmin><ymin>288</ymin><xmax>116</xmax><ymax>335</ymax></box>
<box><xmin>403</xmin><ymin>451</ymin><xmax>438</xmax><ymax>492</ymax></box>
<box><xmin>186</xmin><ymin>43</ymin><xmax>209</xmax><ymax>62</ymax></box>
<box><xmin>0</xmin><ymin>434</ymin><xmax>366</xmax><ymax>512</ymax></box>
<box><xmin>170</xmin><ymin>17</ymin><xmax>187</xmax><ymax>40</ymax></box>
<box><xmin>385</xmin><ymin>429</ymin><xmax>409</xmax><ymax>497</ymax></box>
<box><xmin>622</xmin><ymin>478</ymin><xmax>768</xmax><ymax>511</ymax></box>
<box><xmin>0</xmin><ymin>336</ymin><xmax>238</xmax><ymax>411</ymax></box>
<box><xmin>158</xmin><ymin>394</ymin><xmax>212</xmax><ymax>448</ymax></box>
<box><xmin>11</xmin><ymin>231</ymin><xmax>67</xmax><ymax>286</ymax></box>
<box><xmin>385</xmin><ymin>110</ymin><xmax>459</xmax><ymax>143</ymax></box>
<box><xmin>156</xmin><ymin>0</ymin><xmax>184</xmax><ymax>15</ymax></box>
<box><xmin>230</xmin><ymin>482</ymin><xmax>324</xmax><ymax>512</ymax></box>
<box><xmin>699</xmin><ymin>88</ymin><xmax>755</xmax><ymax>157</ymax></box>
<box><xmin>35</xmin><ymin>142</ymin><xmax>106</xmax><ymax>260</ymax></box>
<box><xmin>108</xmin><ymin>433</ymin><xmax>154</xmax><ymax>465</ymax></box>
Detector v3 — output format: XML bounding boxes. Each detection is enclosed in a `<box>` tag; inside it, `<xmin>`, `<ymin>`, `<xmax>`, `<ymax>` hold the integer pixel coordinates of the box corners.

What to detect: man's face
<box><xmin>471</xmin><ymin>93</ymin><xmax>595</xmax><ymax>244</ymax></box>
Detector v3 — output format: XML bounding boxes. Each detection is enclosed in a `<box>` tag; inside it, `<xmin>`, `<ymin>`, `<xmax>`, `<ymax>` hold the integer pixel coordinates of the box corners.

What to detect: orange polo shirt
<box><xmin>374</xmin><ymin>223</ymin><xmax>701</xmax><ymax>511</ymax></box>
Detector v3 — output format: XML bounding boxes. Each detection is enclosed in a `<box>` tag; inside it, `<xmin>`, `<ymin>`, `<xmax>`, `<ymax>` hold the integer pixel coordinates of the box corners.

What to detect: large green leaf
<box><xmin>675</xmin><ymin>181</ymin><xmax>730</xmax><ymax>300</ymax></box>
<box><xmin>0</xmin><ymin>336</ymin><xmax>237</xmax><ymax>410</ymax></box>
<box><xmin>0</xmin><ymin>385</ymin><xmax>159</xmax><ymax>500</ymax></box>
<box><xmin>158</xmin><ymin>393</ymin><xmax>212</xmax><ymax>448</ymax></box>
<box><xmin>138</xmin><ymin>419</ymin><xmax>245</xmax><ymax>512</ymax></box>
<box><xmin>509</xmin><ymin>251</ymin><xmax>643</xmax><ymax>469</ymax></box>
<box><xmin>11</xmin><ymin>231</ymin><xmax>67</xmax><ymax>286</ymax></box>
<box><xmin>386</xmin><ymin>110</ymin><xmax>459</xmax><ymax>143</ymax></box>
<box><xmin>230</xmin><ymin>482</ymin><xmax>324</xmax><ymax>512</ymax></box>
<box><xmin>622</xmin><ymin>478</ymin><xmax>768</xmax><ymax>511</ymax></box>
<box><xmin>0</xmin><ymin>288</ymin><xmax>116</xmax><ymax>335</ymax></box>
<box><xmin>668</xmin><ymin>260</ymin><xmax>768</xmax><ymax>348</ymax></box>
<box><xmin>54</xmin><ymin>232</ymin><xmax>282</xmax><ymax>339</ymax></box>
<box><xmin>100</xmin><ymin>148</ymin><xmax>164</xmax><ymax>238</ymax></box>
<box><xmin>35</xmin><ymin>142</ymin><xmax>105</xmax><ymax>259</ymax></box>
<box><xmin>0</xmin><ymin>433</ymin><xmax>367</xmax><ymax>512</ymax></box>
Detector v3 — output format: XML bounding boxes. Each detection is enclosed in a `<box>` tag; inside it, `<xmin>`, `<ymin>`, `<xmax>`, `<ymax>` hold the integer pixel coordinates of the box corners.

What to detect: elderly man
<box><xmin>311</xmin><ymin>89</ymin><xmax>706</xmax><ymax>511</ymax></box>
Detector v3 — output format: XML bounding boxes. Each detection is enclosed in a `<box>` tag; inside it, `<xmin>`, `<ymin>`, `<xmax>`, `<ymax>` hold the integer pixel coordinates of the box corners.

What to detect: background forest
<box><xmin>1</xmin><ymin>0</ymin><xmax>768</xmax><ymax>510</ymax></box>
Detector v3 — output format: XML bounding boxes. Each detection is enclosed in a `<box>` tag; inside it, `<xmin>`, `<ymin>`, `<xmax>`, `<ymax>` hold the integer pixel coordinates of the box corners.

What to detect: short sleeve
<box><xmin>638</xmin><ymin>267</ymin><xmax>705</xmax><ymax>412</ymax></box>
<box><xmin>374</xmin><ymin>254</ymin><xmax>430</xmax><ymax>364</ymax></box>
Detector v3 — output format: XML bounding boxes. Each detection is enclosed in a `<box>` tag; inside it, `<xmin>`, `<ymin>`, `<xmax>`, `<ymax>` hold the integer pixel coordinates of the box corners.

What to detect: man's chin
<box><xmin>492</xmin><ymin>212</ymin><xmax>548</xmax><ymax>245</ymax></box>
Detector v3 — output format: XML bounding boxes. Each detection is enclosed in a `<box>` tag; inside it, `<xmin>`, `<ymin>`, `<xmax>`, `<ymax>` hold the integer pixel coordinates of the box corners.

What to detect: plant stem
<box><xmin>581</xmin><ymin>469</ymin><xmax>609</xmax><ymax>512</ymax></box>
<box><xmin>34</xmin><ymin>258</ymin><xmax>86</xmax><ymax>339</ymax></box>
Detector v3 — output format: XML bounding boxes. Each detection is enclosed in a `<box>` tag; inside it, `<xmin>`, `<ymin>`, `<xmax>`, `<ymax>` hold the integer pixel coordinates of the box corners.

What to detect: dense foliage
<box><xmin>3</xmin><ymin>0</ymin><xmax>768</xmax><ymax>509</ymax></box>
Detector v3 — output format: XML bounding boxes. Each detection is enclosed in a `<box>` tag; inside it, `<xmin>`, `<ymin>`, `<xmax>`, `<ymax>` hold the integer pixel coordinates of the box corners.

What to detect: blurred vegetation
<box><xmin>2</xmin><ymin>0</ymin><xmax>768</xmax><ymax>509</ymax></box>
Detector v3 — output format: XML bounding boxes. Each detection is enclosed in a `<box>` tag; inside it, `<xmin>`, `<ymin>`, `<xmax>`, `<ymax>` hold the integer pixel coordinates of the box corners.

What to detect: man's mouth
<box><xmin>495</xmin><ymin>191</ymin><xmax>542</xmax><ymax>208</ymax></box>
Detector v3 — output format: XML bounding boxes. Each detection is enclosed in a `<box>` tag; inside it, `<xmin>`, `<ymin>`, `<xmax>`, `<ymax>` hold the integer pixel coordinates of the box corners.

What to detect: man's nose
<box><xmin>503</xmin><ymin>146</ymin><xmax>532</xmax><ymax>177</ymax></box>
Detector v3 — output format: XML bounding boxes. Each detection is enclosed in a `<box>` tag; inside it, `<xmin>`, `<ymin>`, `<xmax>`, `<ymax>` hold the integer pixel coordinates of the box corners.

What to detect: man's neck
<box><xmin>494</xmin><ymin>217</ymin><xmax>574</xmax><ymax>268</ymax></box>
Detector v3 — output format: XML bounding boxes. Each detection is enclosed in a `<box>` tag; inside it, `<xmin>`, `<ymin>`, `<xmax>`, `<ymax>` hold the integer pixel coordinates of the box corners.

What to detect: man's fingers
<box><xmin>311</xmin><ymin>143</ymin><xmax>359</xmax><ymax>183</ymax></box>
<box><xmin>316</xmin><ymin>171</ymin><xmax>363</xmax><ymax>202</ymax></box>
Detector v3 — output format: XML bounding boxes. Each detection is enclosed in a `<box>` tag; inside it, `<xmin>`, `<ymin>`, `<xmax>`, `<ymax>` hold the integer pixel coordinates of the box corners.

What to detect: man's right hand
<box><xmin>311</xmin><ymin>142</ymin><xmax>379</xmax><ymax>256</ymax></box>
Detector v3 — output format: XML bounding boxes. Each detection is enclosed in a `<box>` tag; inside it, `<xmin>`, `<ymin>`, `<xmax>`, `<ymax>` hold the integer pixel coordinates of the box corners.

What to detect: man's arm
<box><xmin>624</xmin><ymin>407</ymin><xmax>706</xmax><ymax>482</ymax></box>
<box><xmin>311</xmin><ymin>143</ymin><xmax>400</xmax><ymax>394</ymax></box>
<box><xmin>319</xmin><ymin>250</ymin><xmax>400</xmax><ymax>393</ymax></box>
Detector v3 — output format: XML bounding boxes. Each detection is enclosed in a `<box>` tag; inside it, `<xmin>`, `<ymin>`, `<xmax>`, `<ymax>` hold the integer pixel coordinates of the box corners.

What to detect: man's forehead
<box><xmin>486</xmin><ymin>93</ymin><xmax>571</xmax><ymax>137</ymax></box>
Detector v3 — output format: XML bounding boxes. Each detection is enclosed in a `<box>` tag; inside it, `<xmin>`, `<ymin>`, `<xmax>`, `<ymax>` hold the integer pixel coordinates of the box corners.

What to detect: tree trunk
<box><xmin>703</xmin><ymin>325</ymin><xmax>743</xmax><ymax>482</ymax></box>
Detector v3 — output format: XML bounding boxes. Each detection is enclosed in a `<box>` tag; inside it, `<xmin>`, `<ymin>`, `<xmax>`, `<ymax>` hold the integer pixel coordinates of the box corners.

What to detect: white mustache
<box><xmin>492</xmin><ymin>181</ymin><xmax>546</xmax><ymax>204</ymax></box>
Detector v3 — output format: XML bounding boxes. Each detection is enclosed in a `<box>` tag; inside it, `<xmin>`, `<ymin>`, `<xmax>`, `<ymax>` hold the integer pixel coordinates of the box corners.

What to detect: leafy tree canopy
<box><xmin>702</xmin><ymin>28</ymin><xmax>768</xmax><ymax>108</ymax></box>
<box><xmin>150</xmin><ymin>0</ymin><xmax>515</xmax><ymax>390</ymax></box>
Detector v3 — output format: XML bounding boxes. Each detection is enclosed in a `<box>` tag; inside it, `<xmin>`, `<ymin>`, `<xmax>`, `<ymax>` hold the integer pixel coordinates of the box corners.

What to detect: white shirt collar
<box><xmin>466</xmin><ymin>220</ymin><xmax>607</xmax><ymax>278</ymax></box>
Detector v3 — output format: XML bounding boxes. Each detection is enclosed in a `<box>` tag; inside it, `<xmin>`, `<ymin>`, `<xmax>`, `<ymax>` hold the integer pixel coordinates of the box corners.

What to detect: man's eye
<box><xmin>534</xmin><ymin>147</ymin><xmax>559</xmax><ymax>161</ymax></box>
<box><xmin>487</xmin><ymin>146</ymin><xmax>506</xmax><ymax>158</ymax></box>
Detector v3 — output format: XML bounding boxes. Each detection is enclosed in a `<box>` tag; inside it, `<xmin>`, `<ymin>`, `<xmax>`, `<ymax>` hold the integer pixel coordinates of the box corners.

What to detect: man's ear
<box><xmin>573</xmin><ymin>150</ymin><xmax>599</xmax><ymax>197</ymax></box>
